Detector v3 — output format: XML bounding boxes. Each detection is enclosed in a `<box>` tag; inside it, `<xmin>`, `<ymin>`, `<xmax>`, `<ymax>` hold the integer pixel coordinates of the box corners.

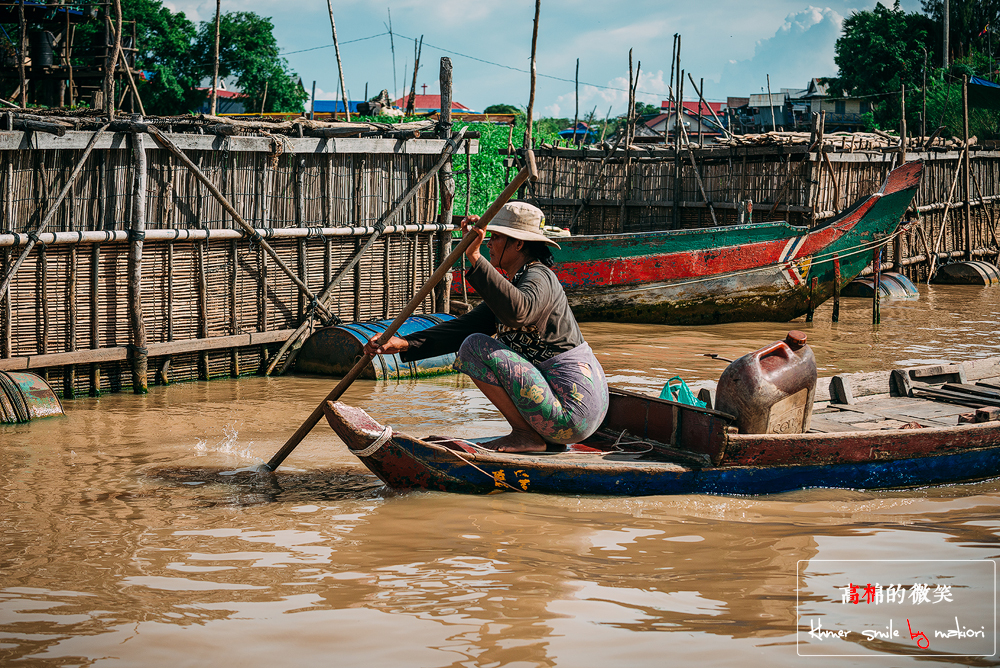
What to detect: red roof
<box><xmin>392</xmin><ymin>94</ymin><xmax>472</xmax><ymax>111</ymax></box>
<box><xmin>661</xmin><ymin>100</ymin><xmax>723</xmax><ymax>115</ymax></box>
<box><xmin>196</xmin><ymin>88</ymin><xmax>245</xmax><ymax>99</ymax></box>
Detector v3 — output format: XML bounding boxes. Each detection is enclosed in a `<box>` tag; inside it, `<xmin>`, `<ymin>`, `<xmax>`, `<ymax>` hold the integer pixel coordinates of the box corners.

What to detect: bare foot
<box><xmin>484</xmin><ymin>430</ymin><xmax>548</xmax><ymax>453</ymax></box>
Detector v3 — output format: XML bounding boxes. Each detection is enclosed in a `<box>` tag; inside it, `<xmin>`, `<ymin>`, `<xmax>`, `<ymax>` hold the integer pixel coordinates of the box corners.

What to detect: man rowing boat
<box><xmin>364</xmin><ymin>202</ymin><xmax>609</xmax><ymax>453</ymax></box>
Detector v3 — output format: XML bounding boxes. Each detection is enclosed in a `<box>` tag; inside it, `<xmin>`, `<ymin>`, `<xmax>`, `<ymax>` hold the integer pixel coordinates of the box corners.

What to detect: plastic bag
<box><xmin>659</xmin><ymin>375</ymin><xmax>707</xmax><ymax>408</ymax></box>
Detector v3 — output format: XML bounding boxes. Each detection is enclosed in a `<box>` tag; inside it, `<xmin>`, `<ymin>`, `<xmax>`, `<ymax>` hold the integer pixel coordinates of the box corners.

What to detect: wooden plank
<box><xmin>963</xmin><ymin>356</ymin><xmax>1000</xmax><ymax>381</ymax></box>
<box><xmin>943</xmin><ymin>383</ymin><xmax>1000</xmax><ymax>400</ymax></box>
<box><xmin>912</xmin><ymin>386</ymin><xmax>994</xmax><ymax>408</ymax></box>
<box><xmin>808</xmin><ymin>416</ymin><xmax>865</xmax><ymax>433</ymax></box>
<box><xmin>0</xmin><ymin>329</ymin><xmax>297</xmax><ymax>371</ymax></box>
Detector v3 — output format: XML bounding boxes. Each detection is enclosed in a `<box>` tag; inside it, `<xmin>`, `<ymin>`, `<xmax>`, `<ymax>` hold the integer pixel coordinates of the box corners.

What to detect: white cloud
<box><xmin>710</xmin><ymin>6</ymin><xmax>843</xmax><ymax>98</ymax></box>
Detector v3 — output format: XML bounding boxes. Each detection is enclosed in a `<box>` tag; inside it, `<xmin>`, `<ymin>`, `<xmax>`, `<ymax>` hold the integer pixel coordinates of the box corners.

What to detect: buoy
<box><xmin>931</xmin><ymin>261</ymin><xmax>1000</xmax><ymax>286</ymax></box>
<box><xmin>295</xmin><ymin>314</ymin><xmax>459</xmax><ymax>380</ymax></box>
<box><xmin>840</xmin><ymin>271</ymin><xmax>919</xmax><ymax>299</ymax></box>
<box><xmin>0</xmin><ymin>371</ymin><xmax>64</xmax><ymax>424</ymax></box>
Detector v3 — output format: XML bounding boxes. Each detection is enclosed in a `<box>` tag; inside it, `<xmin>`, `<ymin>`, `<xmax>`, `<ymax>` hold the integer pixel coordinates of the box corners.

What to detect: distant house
<box><xmin>391</xmin><ymin>94</ymin><xmax>474</xmax><ymax>114</ymax></box>
<box><xmin>747</xmin><ymin>93</ymin><xmax>789</xmax><ymax>131</ymax></box>
<box><xmin>195</xmin><ymin>86</ymin><xmax>247</xmax><ymax>114</ymax></box>
<box><xmin>557</xmin><ymin>121</ymin><xmax>598</xmax><ymax>145</ymax></box>
<box><xmin>800</xmin><ymin>78</ymin><xmax>870</xmax><ymax>131</ymax></box>
<box><xmin>645</xmin><ymin>104</ymin><xmax>726</xmax><ymax>142</ymax></box>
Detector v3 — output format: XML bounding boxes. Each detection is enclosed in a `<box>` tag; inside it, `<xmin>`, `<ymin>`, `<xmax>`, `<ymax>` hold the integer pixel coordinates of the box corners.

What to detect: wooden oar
<box><xmin>261</xmin><ymin>151</ymin><xmax>539</xmax><ymax>472</ymax></box>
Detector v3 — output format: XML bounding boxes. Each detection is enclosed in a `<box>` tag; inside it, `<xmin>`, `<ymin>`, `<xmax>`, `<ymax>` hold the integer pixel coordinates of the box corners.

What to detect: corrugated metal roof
<box><xmin>748</xmin><ymin>93</ymin><xmax>786</xmax><ymax>107</ymax></box>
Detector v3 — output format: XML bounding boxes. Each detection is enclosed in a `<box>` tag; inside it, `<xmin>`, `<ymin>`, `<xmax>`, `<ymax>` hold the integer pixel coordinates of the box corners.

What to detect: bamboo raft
<box><xmin>0</xmin><ymin>111</ymin><xmax>478</xmax><ymax>397</ymax></box>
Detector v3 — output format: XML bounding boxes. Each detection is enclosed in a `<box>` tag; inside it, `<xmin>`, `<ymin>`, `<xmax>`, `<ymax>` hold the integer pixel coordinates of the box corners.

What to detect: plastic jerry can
<box><xmin>715</xmin><ymin>331</ymin><xmax>817</xmax><ymax>434</ymax></box>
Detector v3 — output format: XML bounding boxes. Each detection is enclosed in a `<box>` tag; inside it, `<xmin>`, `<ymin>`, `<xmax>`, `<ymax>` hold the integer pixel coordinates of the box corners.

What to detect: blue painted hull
<box><xmin>357</xmin><ymin>433</ymin><xmax>1000</xmax><ymax>497</ymax></box>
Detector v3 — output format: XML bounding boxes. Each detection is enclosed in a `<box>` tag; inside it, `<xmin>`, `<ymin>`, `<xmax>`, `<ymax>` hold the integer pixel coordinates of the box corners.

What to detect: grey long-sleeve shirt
<box><xmin>400</xmin><ymin>255</ymin><xmax>584</xmax><ymax>362</ymax></box>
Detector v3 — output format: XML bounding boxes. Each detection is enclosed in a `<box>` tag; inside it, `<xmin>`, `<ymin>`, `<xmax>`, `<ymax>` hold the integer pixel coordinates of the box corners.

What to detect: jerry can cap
<box><xmin>785</xmin><ymin>330</ymin><xmax>808</xmax><ymax>348</ymax></box>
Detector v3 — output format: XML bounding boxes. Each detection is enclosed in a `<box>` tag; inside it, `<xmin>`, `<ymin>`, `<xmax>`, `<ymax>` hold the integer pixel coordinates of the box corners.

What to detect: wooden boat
<box><xmin>454</xmin><ymin>161</ymin><xmax>923</xmax><ymax>325</ymax></box>
<box><xmin>322</xmin><ymin>355</ymin><xmax>1000</xmax><ymax>496</ymax></box>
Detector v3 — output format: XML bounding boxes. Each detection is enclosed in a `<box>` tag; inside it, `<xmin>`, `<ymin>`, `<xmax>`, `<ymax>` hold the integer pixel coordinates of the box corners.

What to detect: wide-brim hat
<box><xmin>490</xmin><ymin>202</ymin><xmax>561</xmax><ymax>249</ymax></box>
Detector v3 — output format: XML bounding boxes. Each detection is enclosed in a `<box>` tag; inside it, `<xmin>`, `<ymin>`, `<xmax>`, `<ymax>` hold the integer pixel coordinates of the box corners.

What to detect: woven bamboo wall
<box><xmin>0</xmin><ymin>131</ymin><xmax>472</xmax><ymax>396</ymax></box>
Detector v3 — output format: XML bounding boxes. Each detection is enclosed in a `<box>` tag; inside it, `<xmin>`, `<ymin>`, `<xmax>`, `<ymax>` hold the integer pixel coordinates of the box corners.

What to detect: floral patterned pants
<box><xmin>454</xmin><ymin>334</ymin><xmax>609</xmax><ymax>444</ymax></box>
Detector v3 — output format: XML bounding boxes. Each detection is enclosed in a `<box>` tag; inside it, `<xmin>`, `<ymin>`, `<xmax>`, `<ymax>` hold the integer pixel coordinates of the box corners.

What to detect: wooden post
<box><xmin>65</xmin><ymin>245</ymin><xmax>78</xmax><ymax>398</ymax></box>
<box><xmin>766</xmin><ymin>74</ymin><xmax>777</xmax><ymax>131</ymax></box>
<box><xmin>436</xmin><ymin>57</ymin><xmax>455</xmax><ymax>314</ymax></box>
<box><xmin>105</xmin><ymin>0</ymin><xmax>122</xmax><ymax>118</ymax></box>
<box><xmin>211</xmin><ymin>0</ymin><xmax>220</xmax><ymax>116</ymax></box>
<box><xmin>1</xmin><ymin>249</ymin><xmax>9</xmax><ymax>359</ymax></box>
<box><xmin>524</xmin><ymin>0</ymin><xmax>541</xmax><ymax>148</ymax></box>
<box><xmin>672</xmin><ymin>46</ymin><xmax>683</xmax><ymax>228</ymax></box>
<box><xmin>229</xmin><ymin>239</ymin><xmax>239</xmax><ymax>378</ymax></box>
<box><xmin>128</xmin><ymin>132</ymin><xmax>148</xmax><ymax>393</ymax></box>
<box><xmin>872</xmin><ymin>247</ymin><xmax>882</xmax><ymax>326</ymax></box>
<box><xmin>832</xmin><ymin>253</ymin><xmax>841</xmax><ymax>323</ymax></box>
<box><xmin>573</xmin><ymin>58</ymin><xmax>579</xmax><ymax>146</ymax></box>
<box><xmin>197</xmin><ymin>241</ymin><xmax>209</xmax><ymax>380</ymax></box>
<box><xmin>697</xmin><ymin>77</ymin><xmax>704</xmax><ymax>145</ymax></box>
<box><xmin>406</xmin><ymin>36</ymin><xmax>422</xmax><ymax>116</ymax></box>
<box><xmin>900</xmin><ymin>84</ymin><xmax>907</xmax><ymax>162</ymax></box>
<box><xmin>18</xmin><ymin>0</ymin><xmax>26</xmax><ymax>107</ymax></box>
<box><xmin>963</xmin><ymin>75</ymin><xmax>972</xmax><ymax>261</ymax></box>
<box><xmin>89</xmin><ymin>244</ymin><xmax>101</xmax><ymax>396</ymax></box>
<box><xmin>806</xmin><ymin>275</ymin><xmax>816</xmax><ymax>322</ymax></box>
<box><xmin>325</xmin><ymin>0</ymin><xmax>351</xmax><ymax>121</ymax></box>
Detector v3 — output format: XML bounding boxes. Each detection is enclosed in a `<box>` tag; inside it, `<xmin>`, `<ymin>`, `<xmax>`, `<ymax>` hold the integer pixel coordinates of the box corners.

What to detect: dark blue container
<box><xmin>294</xmin><ymin>314</ymin><xmax>458</xmax><ymax>380</ymax></box>
<box><xmin>840</xmin><ymin>271</ymin><xmax>919</xmax><ymax>299</ymax></box>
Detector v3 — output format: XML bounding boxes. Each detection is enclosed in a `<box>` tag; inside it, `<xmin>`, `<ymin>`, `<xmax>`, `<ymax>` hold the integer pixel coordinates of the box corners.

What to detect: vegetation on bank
<box><xmin>829</xmin><ymin>0</ymin><xmax>1000</xmax><ymax>139</ymax></box>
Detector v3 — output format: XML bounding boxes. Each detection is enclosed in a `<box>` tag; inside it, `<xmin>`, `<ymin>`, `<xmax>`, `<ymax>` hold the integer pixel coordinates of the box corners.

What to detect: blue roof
<box><xmin>312</xmin><ymin>100</ymin><xmax>366</xmax><ymax>113</ymax></box>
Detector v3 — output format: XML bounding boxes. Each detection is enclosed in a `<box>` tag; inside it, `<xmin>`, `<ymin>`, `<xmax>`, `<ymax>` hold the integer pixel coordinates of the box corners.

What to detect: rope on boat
<box><xmin>350</xmin><ymin>425</ymin><xmax>393</xmax><ymax>458</ymax></box>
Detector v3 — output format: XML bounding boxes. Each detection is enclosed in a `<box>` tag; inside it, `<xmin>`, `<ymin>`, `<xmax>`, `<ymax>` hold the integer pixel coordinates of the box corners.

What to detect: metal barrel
<box><xmin>295</xmin><ymin>314</ymin><xmax>459</xmax><ymax>380</ymax></box>
<box><xmin>0</xmin><ymin>371</ymin><xmax>64</xmax><ymax>424</ymax></box>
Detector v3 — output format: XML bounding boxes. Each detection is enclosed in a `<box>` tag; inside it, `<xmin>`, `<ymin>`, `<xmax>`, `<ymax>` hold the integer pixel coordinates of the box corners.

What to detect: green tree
<box><xmin>830</xmin><ymin>1</ymin><xmax>938</xmax><ymax>127</ymax></box>
<box><xmin>194</xmin><ymin>12</ymin><xmax>306</xmax><ymax>114</ymax></box>
<box><xmin>483</xmin><ymin>104</ymin><xmax>521</xmax><ymax>115</ymax></box>
<box><xmin>121</xmin><ymin>0</ymin><xmax>202</xmax><ymax>115</ymax></box>
<box><xmin>922</xmin><ymin>0</ymin><xmax>1000</xmax><ymax>62</ymax></box>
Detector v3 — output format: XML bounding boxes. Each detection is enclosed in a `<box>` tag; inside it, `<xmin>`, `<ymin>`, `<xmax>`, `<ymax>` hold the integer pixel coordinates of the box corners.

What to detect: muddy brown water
<box><xmin>2</xmin><ymin>285</ymin><xmax>999</xmax><ymax>667</ymax></box>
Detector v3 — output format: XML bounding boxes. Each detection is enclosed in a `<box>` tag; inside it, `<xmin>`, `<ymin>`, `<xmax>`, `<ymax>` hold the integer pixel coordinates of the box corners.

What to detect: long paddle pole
<box><xmin>262</xmin><ymin>151</ymin><xmax>539</xmax><ymax>472</ymax></box>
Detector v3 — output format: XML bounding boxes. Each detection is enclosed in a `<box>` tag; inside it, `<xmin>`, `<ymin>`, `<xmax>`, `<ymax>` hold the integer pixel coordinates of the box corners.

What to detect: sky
<box><xmin>164</xmin><ymin>0</ymin><xmax>927</xmax><ymax>117</ymax></box>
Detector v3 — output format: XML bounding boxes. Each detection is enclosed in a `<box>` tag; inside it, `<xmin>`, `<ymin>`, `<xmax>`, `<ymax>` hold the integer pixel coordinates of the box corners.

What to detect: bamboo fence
<box><xmin>0</xmin><ymin>125</ymin><xmax>477</xmax><ymax>397</ymax></box>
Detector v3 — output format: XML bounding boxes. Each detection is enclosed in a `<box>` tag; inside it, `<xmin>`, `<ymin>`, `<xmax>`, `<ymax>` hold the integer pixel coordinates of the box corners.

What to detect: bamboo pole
<box><xmin>524</xmin><ymin>0</ymin><xmax>541</xmax><ymax>148</ymax></box>
<box><xmin>89</xmin><ymin>244</ymin><xmax>100</xmax><ymax>396</ymax></box>
<box><xmin>325</xmin><ymin>0</ymin><xmax>351</xmax><ymax>121</ymax></box>
<box><xmin>107</xmin><ymin>22</ymin><xmax>145</xmax><ymax>115</ymax></box>
<box><xmin>436</xmin><ymin>57</ymin><xmax>455</xmax><ymax>314</ymax></box>
<box><xmin>963</xmin><ymin>75</ymin><xmax>972</xmax><ymax>261</ymax></box>
<box><xmin>573</xmin><ymin>58</ymin><xmax>579</xmax><ymax>146</ymax></box>
<box><xmin>406</xmin><ymin>36</ymin><xmax>422</xmax><ymax>116</ymax></box>
<box><xmin>211</xmin><ymin>0</ymin><xmax>221</xmax><ymax>116</ymax></box>
<box><xmin>832</xmin><ymin>253</ymin><xmax>841</xmax><ymax>322</ymax></box>
<box><xmin>0</xmin><ymin>125</ymin><xmax>110</xmax><ymax>297</ymax></box>
<box><xmin>263</xmin><ymin>153</ymin><xmax>539</xmax><ymax>472</ymax></box>
<box><xmin>128</xmin><ymin>132</ymin><xmax>148</xmax><ymax>393</ymax></box>
<box><xmin>105</xmin><ymin>0</ymin><xmax>122</xmax><ymax>118</ymax></box>
<box><xmin>145</xmin><ymin>125</ymin><xmax>334</xmax><ymax>321</ymax></box>
<box><xmin>18</xmin><ymin>0</ymin><xmax>26</xmax><ymax>108</ymax></box>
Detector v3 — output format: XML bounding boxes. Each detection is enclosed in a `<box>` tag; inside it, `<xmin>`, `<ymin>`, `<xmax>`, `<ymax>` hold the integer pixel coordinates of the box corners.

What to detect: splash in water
<box><xmin>194</xmin><ymin>422</ymin><xmax>257</xmax><ymax>461</ymax></box>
